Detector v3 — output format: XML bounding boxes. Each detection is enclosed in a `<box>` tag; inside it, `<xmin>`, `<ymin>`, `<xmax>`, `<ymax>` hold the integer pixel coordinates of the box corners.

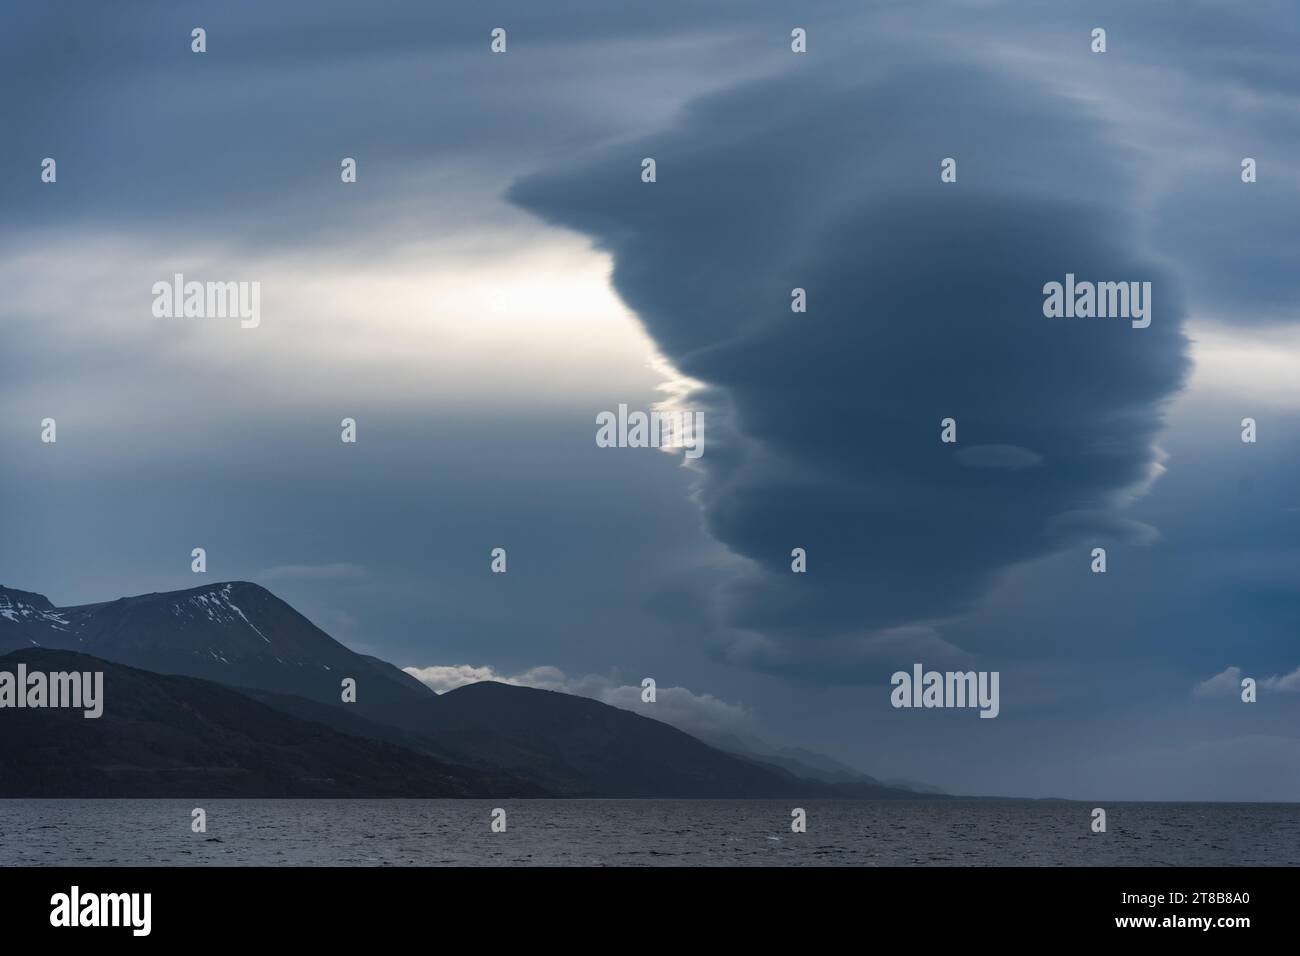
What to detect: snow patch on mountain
<box><xmin>0</xmin><ymin>591</ymin><xmax>70</xmax><ymax>631</ymax></box>
<box><xmin>177</xmin><ymin>585</ymin><xmax>272</xmax><ymax>645</ymax></box>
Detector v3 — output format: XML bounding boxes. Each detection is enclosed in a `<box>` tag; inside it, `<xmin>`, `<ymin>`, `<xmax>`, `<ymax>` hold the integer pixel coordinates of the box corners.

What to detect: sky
<box><xmin>3</xmin><ymin>0</ymin><xmax>1300</xmax><ymax>800</ymax></box>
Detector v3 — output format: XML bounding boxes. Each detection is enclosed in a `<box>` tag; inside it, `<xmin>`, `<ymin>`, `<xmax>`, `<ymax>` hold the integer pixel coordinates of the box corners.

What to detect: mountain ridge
<box><xmin>0</xmin><ymin>581</ymin><xmax>440</xmax><ymax>733</ymax></box>
<box><xmin>0</xmin><ymin>648</ymin><xmax>539</xmax><ymax>798</ymax></box>
<box><xmin>0</xmin><ymin>581</ymin><xmax>943</xmax><ymax>799</ymax></box>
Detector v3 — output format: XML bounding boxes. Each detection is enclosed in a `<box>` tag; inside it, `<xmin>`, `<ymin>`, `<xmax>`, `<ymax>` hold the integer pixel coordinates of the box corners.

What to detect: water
<box><xmin>2</xmin><ymin>799</ymin><xmax>1295</xmax><ymax>866</ymax></box>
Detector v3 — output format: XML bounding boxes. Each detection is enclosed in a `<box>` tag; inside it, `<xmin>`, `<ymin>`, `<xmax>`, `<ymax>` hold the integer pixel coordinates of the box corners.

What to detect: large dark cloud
<box><xmin>510</xmin><ymin>62</ymin><xmax>1191</xmax><ymax>675</ymax></box>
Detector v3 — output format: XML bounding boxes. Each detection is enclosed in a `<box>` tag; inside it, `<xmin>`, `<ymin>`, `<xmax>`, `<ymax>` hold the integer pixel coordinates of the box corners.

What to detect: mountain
<box><xmin>705</xmin><ymin>732</ymin><xmax>873</xmax><ymax>784</ymax></box>
<box><xmin>880</xmin><ymin>777</ymin><xmax>948</xmax><ymax>796</ymax></box>
<box><xmin>433</xmin><ymin>681</ymin><xmax>857</xmax><ymax>797</ymax></box>
<box><xmin>0</xmin><ymin>586</ymin><xmax>74</xmax><ymax>651</ymax></box>
<box><xmin>245</xmin><ymin>680</ymin><xmax>929</xmax><ymax>798</ymax></box>
<box><xmin>0</xmin><ymin>582</ymin><xmax>939</xmax><ymax>799</ymax></box>
<box><xmin>0</xmin><ymin>582</ymin><xmax>440</xmax><ymax>733</ymax></box>
<box><xmin>0</xmin><ymin>649</ymin><xmax>539</xmax><ymax>797</ymax></box>
<box><xmin>704</xmin><ymin>732</ymin><xmax>947</xmax><ymax>794</ymax></box>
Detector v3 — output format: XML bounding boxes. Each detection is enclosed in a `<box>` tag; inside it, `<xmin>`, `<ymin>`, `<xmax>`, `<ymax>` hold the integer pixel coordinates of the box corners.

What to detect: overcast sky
<box><xmin>3</xmin><ymin>0</ymin><xmax>1299</xmax><ymax>800</ymax></box>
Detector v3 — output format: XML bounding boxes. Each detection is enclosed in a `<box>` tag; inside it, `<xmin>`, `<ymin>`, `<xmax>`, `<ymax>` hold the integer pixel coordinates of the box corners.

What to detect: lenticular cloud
<box><xmin>509</xmin><ymin>62</ymin><xmax>1190</xmax><ymax>677</ymax></box>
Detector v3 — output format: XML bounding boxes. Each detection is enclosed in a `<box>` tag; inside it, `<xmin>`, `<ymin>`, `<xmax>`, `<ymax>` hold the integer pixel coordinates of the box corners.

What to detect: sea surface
<box><xmin>1</xmin><ymin>799</ymin><xmax>1296</xmax><ymax>866</ymax></box>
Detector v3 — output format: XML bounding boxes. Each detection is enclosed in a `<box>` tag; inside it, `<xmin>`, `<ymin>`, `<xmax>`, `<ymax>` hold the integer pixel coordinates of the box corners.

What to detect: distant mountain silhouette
<box><xmin>432</xmin><ymin>680</ymin><xmax>901</xmax><ymax>798</ymax></box>
<box><xmin>0</xmin><ymin>582</ymin><xmax>939</xmax><ymax>799</ymax></box>
<box><xmin>0</xmin><ymin>648</ymin><xmax>538</xmax><ymax>798</ymax></box>
<box><xmin>703</xmin><ymin>732</ymin><xmax>947</xmax><ymax>794</ymax></box>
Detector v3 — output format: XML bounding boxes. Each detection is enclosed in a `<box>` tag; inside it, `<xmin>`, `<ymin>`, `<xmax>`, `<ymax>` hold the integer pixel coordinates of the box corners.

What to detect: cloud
<box><xmin>403</xmin><ymin>663</ymin><xmax>751</xmax><ymax>738</ymax></box>
<box><xmin>510</xmin><ymin>60</ymin><xmax>1191</xmax><ymax>676</ymax></box>
<box><xmin>1</xmin><ymin>0</ymin><xmax>789</xmax><ymax>245</ymax></box>
<box><xmin>1193</xmin><ymin>666</ymin><xmax>1244</xmax><ymax>698</ymax></box>
<box><xmin>954</xmin><ymin>445</ymin><xmax>1043</xmax><ymax>470</ymax></box>
<box><xmin>1194</xmin><ymin>665</ymin><xmax>1300</xmax><ymax>697</ymax></box>
<box><xmin>1041</xmin><ymin>510</ymin><xmax>1162</xmax><ymax>547</ymax></box>
<box><xmin>714</xmin><ymin>623</ymin><xmax>974</xmax><ymax>676</ymax></box>
<box><xmin>259</xmin><ymin>563</ymin><xmax>367</xmax><ymax>581</ymax></box>
<box><xmin>402</xmin><ymin>664</ymin><xmax>554</xmax><ymax>694</ymax></box>
<box><xmin>1263</xmin><ymin>666</ymin><xmax>1300</xmax><ymax>693</ymax></box>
